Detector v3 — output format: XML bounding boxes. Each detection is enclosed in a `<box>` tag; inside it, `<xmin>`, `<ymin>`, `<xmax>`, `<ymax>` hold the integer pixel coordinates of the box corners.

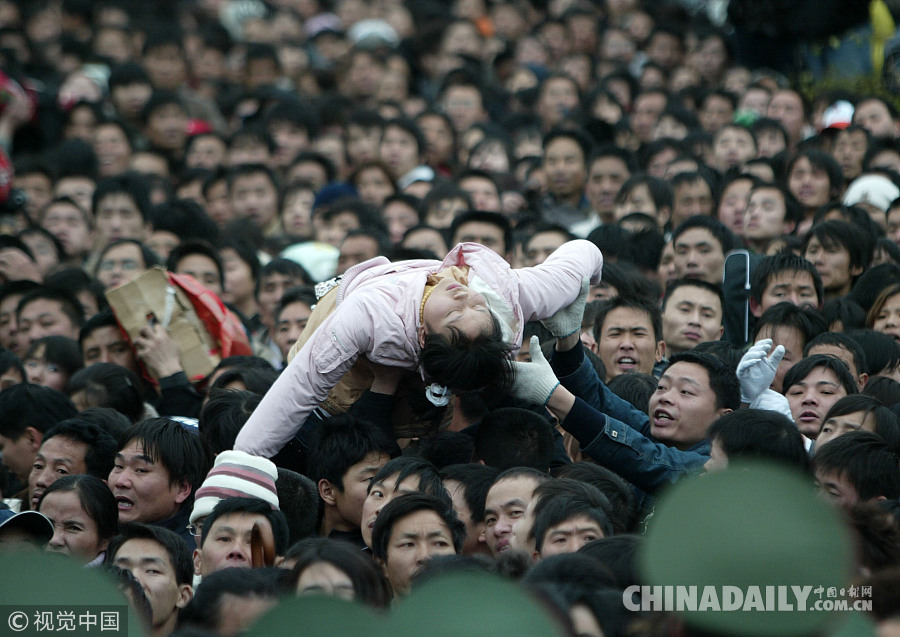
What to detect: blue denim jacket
<box><xmin>550</xmin><ymin>343</ymin><xmax>708</xmax><ymax>494</ymax></box>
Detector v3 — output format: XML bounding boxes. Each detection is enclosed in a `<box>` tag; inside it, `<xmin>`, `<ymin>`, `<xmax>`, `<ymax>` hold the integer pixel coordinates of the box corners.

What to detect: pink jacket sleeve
<box><xmin>233</xmin><ymin>295</ymin><xmax>377</xmax><ymax>457</ymax></box>
<box><xmin>515</xmin><ymin>239</ymin><xmax>604</xmax><ymax>322</ymax></box>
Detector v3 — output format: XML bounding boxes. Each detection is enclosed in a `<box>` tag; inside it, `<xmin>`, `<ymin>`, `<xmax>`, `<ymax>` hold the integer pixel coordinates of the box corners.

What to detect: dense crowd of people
<box><xmin>0</xmin><ymin>0</ymin><xmax>900</xmax><ymax>635</ymax></box>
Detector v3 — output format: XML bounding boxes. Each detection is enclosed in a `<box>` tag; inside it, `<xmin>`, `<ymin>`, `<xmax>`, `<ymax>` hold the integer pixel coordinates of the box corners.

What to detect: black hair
<box><xmin>615</xmin><ymin>173</ymin><xmax>673</xmax><ymax>211</ymax></box>
<box><xmin>166</xmin><ymin>240</ymin><xmax>225</xmax><ymax>290</ymax></box>
<box><xmin>553</xmin><ymin>463</ymin><xmax>637</xmax><ymax>534</ymax></box>
<box><xmin>671</xmin><ymin>214</ymin><xmax>739</xmax><ymax>254</ymax></box>
<box><xmin>473</xmin><ymin>408</ymin><xmax>555</xmax><ymax>472</ymax></box>
<box><xmin>823</xmin><ymin>395</ymin><xmax>900</xmax><ymax>454</ymax></box>
<box><xmin>371</xmin><ymin>492</ymin><xmax>465</xmax><ymax>561</ymax></box>
<box><xmin>67</xmin><ymin>363</ymin><xmax>145</xmax><ymax>424</ymax></box>
<box><xmin>749</xmin><ymin>253</ymin><xmax>824</xmax><ymax>307</ymax></box>
<box><xmin>667</xmin><ymin>351</ymin><xmax>742</xmax><ymax>410</ymax></box>
<box><xmin>106</xmin><ymin>523</ymin><xmax>193</xmax><ymax>585</ymax></box>
<box><xmin>849</xmin><ymin>263</ymin><xmax>900</xmax><ymax>313</ymax></box>
<box><xmin>308</xmin><ymin>413</ymin><xmax>401</xmax><ymax>492</ymax></box>
<box><xmin>805</xmin><ymin>332</ymin><xmax>868</xmax><ymax>378</ymax></box>
<box><xmin>662</xmin><ymin>278</ymin><xmax>725</xmax><ymax>311</ymax></box>
<box><xmin>200</xmin><ymin>496</ymin><xmax>289</xmax><ymax>555</ymax></box>
<box><xmin>209</xmin><ymin>366</ymin><xmax>279</xmax><ymax>396</ymax></box>
<box><xmin>117</xmin><ymin>418</ymin><xmax>212</xmax><ymax>507</ymax></box>
<box><xmin>439</xmin><ymin>464</ymin><xmax>501</xmax><ymax>526</ymax></box>
<box><xmin>368</xmin><ymin>457</ymin><xmax>449</xmax><ymax>504</ymax></box>
<box><xmin>42</xmin><ymin>418</ymin><xmax>118</xmax><ymax>479</ymax></box>
<box><xmin>786</xmin><ymin>149</ymin><xmax>844</xmax><ymax>202</ymax></box>
<box><xmin>542</xmin><ymin>127</ymin><xmax>593</xmax><ymax>162</ymax></box>
<box><xmin>38</xmin><ymin>474</ymin><xmax>118</xmax><ymax>543</ymax></box>
<box><xmin>77</xmin><ymin>407</ymin><xmax>133</xmax><ymax>441</ymax></box>
<box><xmin>748</xmin><ymin>182</ymin><xmax>803</xmax><ymax>227</ymax></box>
<box><xmin>707</xmin><ymin>410</ymin><xmax>809</xmax><ymax>471</ymax></box>
<box><xmin>588</xmin><ymin>145</ymin><xmax>639</xmax><ymax>173</ymax></box>
<box><xmin>411</xmin><ymin>431</ymin><xmax>475</xmax><ymax>469</ymax></box>
<box><xmin>607</xmin><ymin>373</ymin><xmax>658</xmax><ymax>414</ymax></box>
<box><xmin>0</xmin><ymin>349</ymin><xmax>24</xmax><ymax>381</ymax></box>
<box><xmin>532</xmin><ymin>493</ymin><xmax>613</xmax><ymax>554</ymax></box>
<box><xmin>863</xmin><ymin>376</ymin><xmax>900</xmax><ymax>408</ymax></box>
<box><xmin>382</xmin><ymin>117</ymin><xmax>426</xmax><ymax>157</ymax></box>
<box><xmin>290</xmin><ymin>151</ymin><xmax>336</xmax><ymax>184</ymax></box>
<box><xmin>24</xmin><ymin>335</ymin><xmax>83</xmax><ymax>378</ymax></box>
<box><xmin>16</xmin><ymin>287</ymin><xmax>86</xmax><ymax>329</ymax></box>
<box><xmin>814</xmin><ymin>431</ymin><xmax>900</xmax><ymax>501</ymax></box>
<box><xmin>593</xmin><ymin>295</ymin><xmax>663</xmax><ymax>343</ymax></box>
<box><xmin>803</xmin><ymin>220</ymin><xmax>874</xmax><ymax>285</ymax></box>
<box><xmin>92</xmin><ymin>172</ymin><xmax>152</xmax><ymax>220</ymax></box>
<box><xmin>618</xmin><ymin>228</ymin><xmax>667</xmax><ymax>277</ymax></box>
<box><xmin>783</xmin><ymin>354</ymin><xmax>859</xmax><ymax>397</ymax></box>
<box><xmin>821</xmin><ymin>297</ymin><xmax>867</xmax><ymax>331</ymax></box>
<box><xmin>78</xmin><ymin>308</ymin><xmax>120</xmax><ymax>347</ymax></box>
<box><xmin>180</xmin><ymin>567</ymin><xmax>281</xmax><ymax>633</ymax></box>
<box><xmin>449</xmin><ymin>210</ymin><xmax>513</xmax><ymax>254</ymax></box>
<box><xmin>286</xmin><ymin>537</ymin><xmax>391</xmax><ymax>608</ymax></box>
<box><xmin>275</xmin><ymin>467</ymin><xmax>320</xmax><ymax>546</ymax></box>
<box><xmin>751</xmin><ymin>302</ymin><xmax>827</xmax><ymax>347</ymax></box>
<box><xmin>419</xmin><ymin>314</ymin><xmax>515</xmax><ymax>394</ymax></box>
<box><xmin>148</xmin><ymin>199</ymin><xmax>219</xmax><ymax>246</ymax></box>
<box><xmin>577</xmin><ymin>535</ymin><xmax>642</xmax><ymax>589</ymax></box>
<box><xmin>586</xmin><ymin>225</ymin><xmax>631</xmax><ymax>263</ymax></box>
<box><xmin>256</xmin><ymin>258</ymin><xmax>313</xmax><ymax>294</ymax></box>
<box><xmin>0</xmin><ymin>383</ymin><xmax>78</xmax><ymax>439</ymax></box>
<box><xmin>847</xmin><ymin>329</ymin><xmax>900</xmax><ymax>376</ymax></box>
<box><xmin>198</xmin><ymin>389</ymin><xmax>261</xmax><ymax>456</ymax></box>
<box><xmin>274</xmin><ymin>286</ymin><xmax>317</xmax><ymax>325</ymax></box>
<box><xmin>96</xmin><ymin>239</ymin><xmax>161</xmax><ymax>276</ymax></box>
<box><xmin>522</xmin><ymin>553</ymin><xmax>617</xmax><ymax>599</ymax></box>
<box><xmin>108</xmin><ymin>61</ymin><xmax>152</xmax><ymax>90</ymax></box>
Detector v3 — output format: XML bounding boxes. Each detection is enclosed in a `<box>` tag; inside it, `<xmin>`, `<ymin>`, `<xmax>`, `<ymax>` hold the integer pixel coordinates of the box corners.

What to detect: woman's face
<box><xmin>24</xmin><ymin>345</ymin><xmax>69</xmax><ymax>392</ymax></box>
<box><xmin>40</xmin><ymin>490</ymin><xmax>107</xmax><ymax>562</ymax></box>
<box><xmin>296</xmin><ymin>561</ymin><xmax>355</xmax><ymax>601</ymax></box>
<box><xmin>355</xmin><ymin>167</ymin><xmax>395</xmax><ymax>207</ymax></box>
<box><xmin>717</xmin><ymin>179</ymin><xmax>752</xmax><ymax>236</ymax></box>
<box><xmin>221</xmin><ymin>248</ymin><xmax>255</xmax><ymax>307</ymax></box>
<box><xmin>788</xmin><ymin>157</ymin><xmax>833</xmax><ymax>210</ymax></box>
<box><xmin>786</xmin><ymin>367</ymin><xmax>848</xmax><ymax>439</ymax></box>
<box><xmin>871</xmin><ymin>292</ymin><xmax>900</xmax><ymax>342</ymax></box>
<box><xmin>817</xmin><ymin>409</ymin><xmax>876</xmax><ymax>450</ymax></box>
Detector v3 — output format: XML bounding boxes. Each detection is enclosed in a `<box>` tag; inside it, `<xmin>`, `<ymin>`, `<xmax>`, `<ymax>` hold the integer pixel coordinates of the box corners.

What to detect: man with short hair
<box><xmin>814</xmin><ymin>431</ymin><xmax>900</xmax><ymax>509</ymax></box>
<box><xmin>15</xmin><ymin>287</ymin><xmax>85</xmax><ymax>348</ymax></box>
<box><xmin>308</xmin><ymin>414</ymin><xmax>400</xmax><ymax>543</ymax></box>
<box><xmin>853</xmin><ymin>97</ymin><xmax>900</xmax><ymax>140</ymax></box>
<box><xmin>669</xmin><ymin>172</ymin><xmax>715</xmax><ymax>228</ymax></box>
<box><xmin>766</xmin><ymin>89</ymin><xmax>808</xmax><ymax>149</ymax></box>
<box><xmin>0</xmin><ymin>384</ymin><xmax>78</xmax><ymax>489</ymax></box>
<box><xmin>750</xmin><ymin>253</ymin><xmax>823</xmax><ymax>317</ymax></box>
<box><xmin>585</xmin><ymin>148</ymin><xmax>634</xmax><ymax>226</ymax></box>
<box><xmin>743</xmin><ymin>184</ymin><xmax>800</xmax><ymax>253</ymax></box>
<box><xmin>28</xmin><ymin>419</ymin><xmax>117</xmax><ymax>511</ymax></box>
<box><xmin>371</xmin><ymin>492</ymin><xmax>465</xmax><ymax>598</ymax></box>
<box><xmin>521</xmin><ymin>225</ymin><xmax>574</xmax><ymax>267</ymax></box>
<box><xmin>661</xmin><ymin>279</ymin><xmax>724</xmax><ymax>356</ymax></box>
<box><xmin>92</xmin><ymin>173</ymin><xmax>153</xmax><ymax>249</ymax></box>
<box><xmin>167</xmin><ymin>240</ymin><xmax>225</xmax><ymax>297</ymax></box>
<box><xmin>512</xmin><ymin>334</ymin><xmax>739</xmax><ymax>494</ymax></box>
<box><xmin>107</xmin><ymin>523</ymin><xmax>194</xmax><ymax>637</ymax></box>
<box><xmin>472</xmin><ymin>408</ymin><xmax>556</xmax><ymax>472</ymax></box>
<box><xmin>440</xmin><ymin>463</ymin><xmax>499</xmax><ymax>557</ymax></box>
<box><xmin>79</xmin><ymin>309</ymin><xmax>140</xmax><ymax>373</ymax></box>
<box><xmin>228</xmin><ymin>164</ymin><xmax>281</xmax><ymax>237</ymax></box>
<box><xmin>671</xmin><ymin>216</ymin><xmax>737</xmax><ymax>285</ymax></box>
<box><xmin>531</xmin><ymin>494</ymin><xmax>611</xmax><ymax>560</ymax></box>
<box><xmin>193</xmin><ymin>497</ymin><xmax>289</xmax><ymax>577</ymax></box>
<box><xmin>541</xmin><ymin>129</ymin><xmax>593</xmax><ymax>235</ymax></box>
<box><xmin>449</xmin><ymin>211</ymin><xmax>512</xmax><ymax>262</ymax></box>
<box><xmin>805</xmin><ymin>332</ymin><xmax>868</xmax><ymax>391</ymax></box>
<box><xmin>592</xmin><ymin>296</ymin><xmax>665</xmax><ymax>382</ymax></box>
<box><xmin>483</xmin><ymin>467</ymin><xmax>550</xmax><ymax>555</ymax></box>
<box><xmin>39</xmin><ymin>197</ymin><xmax>94</xmax><ymax>263</ymax></box>
<box><xmin>109</xmin><ymin>418</ymin><xmax>212</xmax><ymax>548</ymax></box>
<box><xmin>456</xmin><ymin>169</ymin><xmax>502</xmax><ymax>213</ymax></box>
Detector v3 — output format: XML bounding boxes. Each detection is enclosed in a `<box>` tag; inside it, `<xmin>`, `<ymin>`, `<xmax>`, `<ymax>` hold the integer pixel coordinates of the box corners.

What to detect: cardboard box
<box><xmin>105</xmin><ymin>267</ymin><xmax>220</xmax><ymax>380</ymax></box>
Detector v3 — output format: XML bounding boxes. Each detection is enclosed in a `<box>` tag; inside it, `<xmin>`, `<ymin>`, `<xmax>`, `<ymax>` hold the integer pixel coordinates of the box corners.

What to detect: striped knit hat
<box><xmin>190</xmin><ymin>451</ymin><xmax>280</xmax><ymax>524</ymax></box>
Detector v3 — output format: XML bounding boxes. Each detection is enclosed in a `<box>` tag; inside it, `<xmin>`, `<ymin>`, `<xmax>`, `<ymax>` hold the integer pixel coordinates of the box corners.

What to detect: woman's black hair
<box><xmin>823</xmin><ymin>394</ymin><xmax>900</xmax><ymax>454</ymax></box>
<box><xmin>847</xmin><ymin>329</ymin><xmax>900</xmax><ymax>376</ymax></box>
<box><xmin>67</xmin><ymin>362</ymin><xmax>145</xmax><ymax>424</ymax></box>
<box><xmin>286</xmin><ymin>538</ymin><xmax>391</xmax><ymax>608</ymax></box>
<box><xmin>38</xmin><ymin>474</ymin><xmax>118</xmax><ymax>544</ymax></box>
<box><xmin>25</xmin><ymin>335</ymin><xmax>83</xmax><ymax>379</ymax></box>
<box><xmin>863</xmin><ymin>376</ymin><xmax>900</xmax><ymax>410</ymax></box>
<box><xmin>419</xmin><ymin>314</ymin><xmax>514</xmax><ymax>394</ymax></box>
<box><xmin>821</xmin><ymin>297</ymin><xmax>867</xmax><ymax>331</ymax></box>
<box><xmin>0</xmin><ymin>348</ymin><xmax>25</xmax><ymax>381</ymax></box>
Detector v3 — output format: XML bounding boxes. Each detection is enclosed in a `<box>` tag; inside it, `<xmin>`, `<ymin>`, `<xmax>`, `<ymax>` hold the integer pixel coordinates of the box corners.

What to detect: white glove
<box><xmin>510</xmin><ymin>336</ymin><xmax>561</xmax><ymax>406</ymax></box>
<box><xmin>749</xmin><ymin>389</ymin><xmax>793</xmax><ymax>421</ymax></box>
<box><xmin>737</xmin><ymin>338</ymin><xmax>785</xmax><ymax>403</ymax></box>
<box><xmin>540</xmin><ymin>278</ymin><xmax>590</xmax><ymax>339</ymax></box>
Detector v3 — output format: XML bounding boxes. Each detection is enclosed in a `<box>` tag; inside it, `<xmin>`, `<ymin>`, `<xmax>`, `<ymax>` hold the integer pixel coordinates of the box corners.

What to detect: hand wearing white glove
<box><xmin>737</xmin><ymin>338</ymin><xmax>785</xmax><ymax>403</ymax></box>
<box><xmin>511</xmin><ymin>336</ymin><xmax>561</xmax><ymax>406</ymax></box>
<box><xmin>541</xmin><ymin>278</ymin><xmax>590</xmax><ymax>339</ymax></box>
<box><xmin>749</xmin><ymin>389</ymin><xmax>794</xmax><ymax>421</ymax></box>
